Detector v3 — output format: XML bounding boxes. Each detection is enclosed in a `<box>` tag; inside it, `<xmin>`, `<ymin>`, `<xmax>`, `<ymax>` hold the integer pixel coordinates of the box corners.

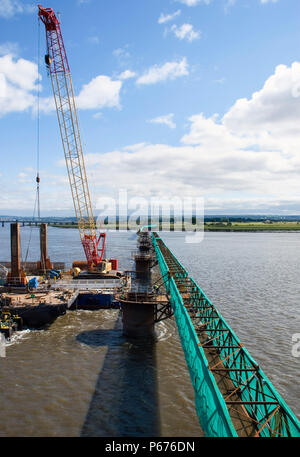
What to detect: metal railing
<box><xmin>51</xmin><ymin>278</ymin><xmax>121</xmax><ymax>290</ymax></box>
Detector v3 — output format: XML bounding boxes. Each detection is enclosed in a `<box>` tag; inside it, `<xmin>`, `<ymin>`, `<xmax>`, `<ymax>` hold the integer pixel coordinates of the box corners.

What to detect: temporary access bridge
<box><xmin>152</xmin><ymin>232</ymin><xmax>300</xmax><ymax>437</ymax></box>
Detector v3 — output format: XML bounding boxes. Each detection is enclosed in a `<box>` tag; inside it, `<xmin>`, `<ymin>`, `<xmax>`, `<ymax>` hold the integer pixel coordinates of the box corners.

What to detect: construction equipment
<box><xmin>38</xmin><ymin>5</ymin><xmax>107</xmax><ymax>271</ymax></box>
<box><xmin>0</xmin><ymin>310</ymin><xmax>23</xmax><ymax>340</ymax></box>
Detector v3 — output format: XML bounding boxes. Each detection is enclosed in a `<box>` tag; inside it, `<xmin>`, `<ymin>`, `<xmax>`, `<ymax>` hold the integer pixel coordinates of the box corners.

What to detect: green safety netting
<box><xmin>152</xmin><ymin>235</ymin><xmax>237</xmax><ymax>436</ymax></box>
<box><xmin>188</xmin><ymin>277</ymin><xmax>300</xmax><ymax>437</ymax></box>
<box><xmin>168</xmin><ymin>277</ymin><xmax>237</xmax><ymax>437</ymax></box>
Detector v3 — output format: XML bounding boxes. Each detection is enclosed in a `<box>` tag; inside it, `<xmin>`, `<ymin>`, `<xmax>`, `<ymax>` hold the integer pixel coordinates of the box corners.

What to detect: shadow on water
<box><xmin>77</xmin><ymin>313</ymin><xmax>161</xmax><ymax>437</ymax></box>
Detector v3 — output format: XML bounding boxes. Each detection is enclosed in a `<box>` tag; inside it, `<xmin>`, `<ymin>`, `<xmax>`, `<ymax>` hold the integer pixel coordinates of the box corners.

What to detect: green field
<box><xmin>204</xmin><ymin>221</ymin><xmax>300</xmax><ymax>231</ymax></box>
<box><xmin>49</xmin><ymin>221</ymin><xmax>300</xmax><ymax>231</ymax></box>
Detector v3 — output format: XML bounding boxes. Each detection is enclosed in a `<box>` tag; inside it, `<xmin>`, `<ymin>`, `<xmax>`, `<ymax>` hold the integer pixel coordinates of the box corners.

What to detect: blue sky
<box><xmin>0</xmin><ymin>0</ymin><xmax>300</xmax><ymax>216</ymax></box>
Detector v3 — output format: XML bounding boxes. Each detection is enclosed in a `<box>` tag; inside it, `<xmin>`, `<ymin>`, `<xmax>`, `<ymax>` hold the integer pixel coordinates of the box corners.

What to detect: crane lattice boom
<box><xmin>38</xmin><ymin>5</ymin><xmax>106</xmax><ymax>269</ymax></box>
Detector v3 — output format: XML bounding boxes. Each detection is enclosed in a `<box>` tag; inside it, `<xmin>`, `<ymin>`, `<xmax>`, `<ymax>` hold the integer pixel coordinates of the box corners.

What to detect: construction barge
<box><xmin>0</xmin><ymin>222</ymin><xmax>128</xmax><ymax>333</ymax></box>
<box><xmin>0</xmin><ymin>222</ymin><xmax>163</xmax><ymax>337</ymax></box>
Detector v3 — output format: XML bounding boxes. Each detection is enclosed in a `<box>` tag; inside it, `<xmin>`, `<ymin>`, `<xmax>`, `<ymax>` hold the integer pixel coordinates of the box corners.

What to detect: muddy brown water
<box><xmin>0</xmin><ymin>227</ymin><xmax>299</xmax><ymax>436</ymax></box>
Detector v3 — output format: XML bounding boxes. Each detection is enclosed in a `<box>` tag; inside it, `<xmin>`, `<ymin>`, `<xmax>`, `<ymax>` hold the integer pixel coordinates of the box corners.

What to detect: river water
<box><xmin>0</xmin><ymin>225</ymin><xmax>299</xmax><ymax>437</ymax></box>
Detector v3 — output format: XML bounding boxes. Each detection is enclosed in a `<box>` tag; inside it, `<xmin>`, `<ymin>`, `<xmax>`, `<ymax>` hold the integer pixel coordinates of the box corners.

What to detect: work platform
<box><xmin>152</xmin><ymin>232</ymin><xmax>300</xmax><ymax>438</ymax></box>
<box><xmin>0</xmin><ymin>289</ymin><xmax>78</xmax><ymax>328</ymax></box>
<box><xmin>51</xmin><ymin>278</ymin><xmax>121</xmax><ymax>291</ymax></box>
<box><xmin>0</xmin><ymin>222</ymin><xmax>129</xmax><ymax>329</ymax></box>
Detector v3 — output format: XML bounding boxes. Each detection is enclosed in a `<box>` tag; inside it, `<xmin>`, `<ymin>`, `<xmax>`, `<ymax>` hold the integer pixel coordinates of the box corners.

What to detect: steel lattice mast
<box><xmin>38</xmin><ymin>5</ymin><xmax>106</xmax><ymax>269</ymax></box>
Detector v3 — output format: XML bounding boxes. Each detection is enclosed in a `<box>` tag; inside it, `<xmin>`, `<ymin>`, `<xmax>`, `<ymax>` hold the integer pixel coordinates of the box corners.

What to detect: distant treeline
<box><xmin>3</xmin><ymin>214</ymin><xmax>300</xmax><ymax>223</ymax></box>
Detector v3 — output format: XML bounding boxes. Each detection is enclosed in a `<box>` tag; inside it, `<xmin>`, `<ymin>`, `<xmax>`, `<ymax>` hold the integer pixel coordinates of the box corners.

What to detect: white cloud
<box><xmin>0</xmin><ymin>41</ymin><xmax>19</xmax><ymax>56</ymax></box>
<box><xmin>118</xmin><ymin>70</ymin><xmax>136</xmax><ymax>80</ymax></box>
<box><xmin>181</xmin><ymin>113</ymin><xmax>244</xmax><ymax>149</ymax></box>
<box><xmin>39</xmin><ymin>76</ymin><xmax>122</xmax><ymax>113</ymax></box>
<box><xmin>223</xmin><ymin>62</ymin><xmax>300</xmax><ymax>141</ymax></box>
<box><xmin>113</xmin><ymin>48</ymin><xmax>129</xmax><ymax>58</ymax></box>
<box><xmin>0</xmin><ymin>54</ymin><xmax>39</xmax><ymax>115</ymax></box>
<box><xmin>149</xmin><ymin>114</ymin><xmax>176</xmax><ymax>129</ymax></box>
<box><xmin>5</xmin><ymin>57</ymin><xmax>300</xmax><ymax>214</ymax></box>
<box><xmin>136</xmin><ymin>58</ymin><xmax>189</xmax><ymax>85</ymax></box>
<box><xmin>76</xmin><ymin>76</ymin><xmax>122</xmax><ymax>110</ymax></box>
<box><xmin>17</xmin><ymin>172</ymin><xmax>31</xmax><ymax>183</ymax></box>
<box><xmin>224</xmin><ymin>0</ymin><xmax>278</xmax><ymax>10</ymax></box>
<box><xmin>158</xmin><ymin>10</ymin><xmax>181</xmax><ymax>24</ymax></box>
<box><xmin>0</xmin><ymin>54</ymin><xmax>123</xmax><ymax>116</ymax></box>
<box><xmin>3</xmin><ymin>56</ymin><xmax>300</xmax><ymax>214</ymax></box>
<box><xmin>0</xmin><ymin>0</ymin><xmax>34</xmax><ymax>18</ymax></box>
<box><xmin>79</xmin><ymin>61</ymin><xmax>300</xmax><ymax>213</ymax></box>
<box><xmin>93</xmin><ymin>112</ymin><xmax>103</xmax><ymax>119</ymax></box>
<box><xmin>113</xmin><ymin>46</ymin><xmax>131</xmax><ymax>66</ymax></box>
<box><xmin>224</xmin><ymin>0</ymin><xmax>236</xmax><ymax>11</ymax></box>
<box><xmin>0</xmin><ymin>54</ymin><xmax>38</xmax><ymax>91</ymax></box>
<box><xmin>214</xmin><ymin>78</ymin><xmax>226</xmax><ymax>84</ymax></box>
<box><xmin>176</xmin><ymin>0</ymin><xmax>212</xmax><ymax>6</ymax></box>
<box><xmin>36</xmin><ymin>61</ymin><xmax>300</xmax><ymax>211</ymax></box>
<box><xmin>87</xmin><ymin>36</ymin><xmax>100</xmax><ymax>45</ymax></box>
<box><xmin>170</xmin><ymin>24</ymin><xmax>201</xmax><ymax>42</ymax></box>
<box><xmin>176</xmin><ymin>0</ymin><xmax>276</xmax><ymax>8</ymax></box>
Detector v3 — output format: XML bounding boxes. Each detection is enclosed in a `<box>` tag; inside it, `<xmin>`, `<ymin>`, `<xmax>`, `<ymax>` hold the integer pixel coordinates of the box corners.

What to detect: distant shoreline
<box><xmin>48</xmin><ymin>222</ymin><xmax>300</xmax><ymax>232</ymax></box>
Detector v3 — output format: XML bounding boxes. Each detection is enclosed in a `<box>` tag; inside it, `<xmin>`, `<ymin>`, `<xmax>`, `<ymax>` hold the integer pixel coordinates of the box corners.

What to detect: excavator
<box><xmin>38</xmin><ymin>5</ymin><xmax>117</xmax><ymax>276</ymax></box>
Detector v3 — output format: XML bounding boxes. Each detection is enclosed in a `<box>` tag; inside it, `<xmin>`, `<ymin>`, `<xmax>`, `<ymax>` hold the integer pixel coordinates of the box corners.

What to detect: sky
<box><xmin>0</xmin><ymin>0</ymin><xmax>300</xmax><ymax>216</ymax></box>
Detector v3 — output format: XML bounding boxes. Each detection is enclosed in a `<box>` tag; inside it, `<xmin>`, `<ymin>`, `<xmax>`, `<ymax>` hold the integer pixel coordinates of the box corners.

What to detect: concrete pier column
<box><xmin>10</xmin><ymin>223</ymin><xmax>21</xmax><ymax>280</ymax></box>
<box><xmin>40</xmin><ymin>223</ymin><xmax>48</xmax><ymax>267</ymax></box>
<box><xmin>38</xmin><ymin>223</ymin><xmax>52</xmax><ymax>271</ymax></box>
<box><xmin>134</xmin><ymin>253</ymin><xmax>152</xmax><ymax>280</ymax></box>
<box><xmin>117</xmin><ymin>292</ymin><xmax>155</xmax><ymax>338</ymax></box>
<box><xmin>7</xmin><ymin>222</ymin><xmax>26</xmax><ymax>286</ymax></box>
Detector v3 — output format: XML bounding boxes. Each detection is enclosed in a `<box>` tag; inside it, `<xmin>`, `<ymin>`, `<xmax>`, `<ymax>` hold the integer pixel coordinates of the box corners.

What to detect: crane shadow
<box><xmin>77</xmin><ymin>312</ymin><xmax>161</xmax><ymax>437</ymax></box>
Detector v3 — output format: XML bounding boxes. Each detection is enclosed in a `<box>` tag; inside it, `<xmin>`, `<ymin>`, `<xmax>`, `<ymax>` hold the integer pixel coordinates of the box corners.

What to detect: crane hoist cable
<box><xmin>38</xmin><ymin>4</ymin><xmax>106</xmax><ymax>270</ymax></box>
<box><xmin>24</xmin><ymin>17</ymin><xmax>41</xmax><ymax>269</ymax></box>
<box><xmin>23</xmin><ymin>189</ymin><xmax>38</xmax><ymax>267</ymax></box>
<box><xmin>36</xmin><ymin>16</ymin><xmax>41</xmax><ymax>222</ymax></box>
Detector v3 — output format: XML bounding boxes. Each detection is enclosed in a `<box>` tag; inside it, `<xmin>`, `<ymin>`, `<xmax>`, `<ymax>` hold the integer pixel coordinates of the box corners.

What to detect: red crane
<box><xmin>38</xmin><ymin>5</ymin><xmax>106</xmax><ymax>270</ymax></box>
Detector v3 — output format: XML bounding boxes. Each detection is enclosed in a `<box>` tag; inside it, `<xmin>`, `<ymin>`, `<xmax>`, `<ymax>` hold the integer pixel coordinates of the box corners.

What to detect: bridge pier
<box><xmin>117</xmin><ymin>229</ymin><xmax>158</xmax><ymax>338</ymax></box>
<box><xmin>134</xmin><ymin>253</ymin><xmax>152</xmax><ymax>280</ymax></box>
<box><xmin>7</xmin><ymin>223</ymin><xmax>26</xmax><ymax>286</ymax></box>
<box><xmin>117</xmin><ymin>292</ymin><xmax>155</xmax><ymax>338</ymax></box>
<box><xmin>133</xmin><ymin>231</ymin><xmax>153</xmax><ymax>280</ymax></box>
<box><xmin>37</xmin><ymin>223</ymin><xmax>53</xmax><ymax>271</ymax></box>
<box><xmin>11</xmin><ymin>223</ymin><xmax>21</xmax><ymax>279</ymax></box>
